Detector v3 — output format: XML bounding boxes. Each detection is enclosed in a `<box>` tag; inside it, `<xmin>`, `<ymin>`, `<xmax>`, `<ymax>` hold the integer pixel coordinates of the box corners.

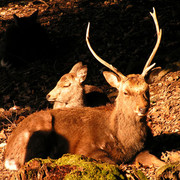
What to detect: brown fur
<box><xmin>4</xmin><ymin>111</ymin><xmax>52</xmax><ymax>169</ymax></box>
<box><xmin>4</xmin><ymin>71</ymin><xmax>165</xmax><ymax>170</ymax></box>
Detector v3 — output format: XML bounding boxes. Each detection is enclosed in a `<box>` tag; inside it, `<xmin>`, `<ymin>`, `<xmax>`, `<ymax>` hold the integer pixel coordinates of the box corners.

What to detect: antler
<box><xmin>86</xmin><ymin>22</ymin><xmax>125</xmax><ymax>79</ymax></box>
<box><xmin>141</xmin><ymin>7</ymin><xmax>162</xmax><ymax>77</ymax></box>
<box><xmin>86</xmin><ymin>8</ymin><xmax>162</xmax><ymax>78</ymax></box>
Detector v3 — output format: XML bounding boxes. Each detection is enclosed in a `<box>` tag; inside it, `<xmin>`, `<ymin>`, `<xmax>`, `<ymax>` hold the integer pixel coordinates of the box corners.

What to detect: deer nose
<box><xmin>46</xmin><ymin>94</ymin><xmax>51</xmax><ymax>100</ymax></box>
<box><xmin>139</xmin><ymin>107</ymin><xmax>148</xmax><ymax>115</ymax></box>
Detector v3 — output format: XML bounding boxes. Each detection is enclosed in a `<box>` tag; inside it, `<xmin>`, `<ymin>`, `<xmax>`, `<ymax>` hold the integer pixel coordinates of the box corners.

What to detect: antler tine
<box><xmin>142</xmin><ymin>7</ymin><xmax>162</xmax><ymax>77</ymax></box>
<box><xmin>86</xmin><ymin>22</ymin><xmax>125</xmax><ymax>78</ymax></box>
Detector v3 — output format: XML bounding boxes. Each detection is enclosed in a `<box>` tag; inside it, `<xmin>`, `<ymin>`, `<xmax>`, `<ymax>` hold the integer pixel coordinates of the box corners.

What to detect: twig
<box><xmin>0</xmin><ymin>112</ymin><xmax>14</xmax><ymax>125</ymax></box>
<box><xmin>34</xmin><ymin>0</ymin><xmax>49</xmax><ymax>7</ymax></box>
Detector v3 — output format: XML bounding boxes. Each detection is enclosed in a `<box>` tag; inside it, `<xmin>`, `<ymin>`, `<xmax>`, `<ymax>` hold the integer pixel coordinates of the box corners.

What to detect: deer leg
<box><xmin>89</xmin><ymin>149</ymin><xmax>116</xmax><ymax>164</ymax></box>
<box><xmin>134</xmin><ymin>150</ymin><xmax>166</xmax><ymax>167</ymax></box>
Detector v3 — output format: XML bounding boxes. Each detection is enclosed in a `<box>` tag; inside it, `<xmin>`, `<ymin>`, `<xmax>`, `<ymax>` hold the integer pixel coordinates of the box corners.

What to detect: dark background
<box><xmin>0</xmin><ymin>0</ymin><xmax>179</xmax><ymax>110</ymax></box>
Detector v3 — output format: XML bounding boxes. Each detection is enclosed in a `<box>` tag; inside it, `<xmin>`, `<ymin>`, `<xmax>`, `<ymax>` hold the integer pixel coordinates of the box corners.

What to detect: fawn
<box><xmin>4</xmin><ymin>8</ymin><xmax>165</xmax><ymax>170</ymax></box>
<box><xmin>46</xmin><ymin>62</ymin><xmax>110</xmax><ymax>108</ymax></box>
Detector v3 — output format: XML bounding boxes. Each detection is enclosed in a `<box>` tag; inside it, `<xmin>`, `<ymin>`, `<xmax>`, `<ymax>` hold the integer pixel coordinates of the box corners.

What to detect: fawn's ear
<box><xmin>13</xmin><ymin>10</ymin><xmax>38</xmax><ymax>26</ymax></box>
<box><xmin>76</xmin><ymin>66</ymin><xmax>88</xmax><ymax>83</ymax></box>
<box><xmin>70</xmin><ymin>62</ymin><xmax>83</xmax><ymax>73</ymax></box>
<box><xmin>13</xmin><ymin>14</ymin><xmax>20</xmax><ymax>26</ymax></box>
<box><xmin>145</xmin><ymin>67</ymin><xmax>162</xmax><ymax>84</ymax></box>
<box><xmin>30</xmin><ymin>10</ymin><xmax>38</xmax><ymax>22</ymax></box>
<box><xmin>103</xmin><ymin>71</ymin><xmax>121</xmax><ymax>88</ymax></box>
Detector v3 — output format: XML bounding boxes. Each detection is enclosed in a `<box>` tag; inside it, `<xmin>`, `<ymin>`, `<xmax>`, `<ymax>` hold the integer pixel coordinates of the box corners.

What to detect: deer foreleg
<box><xmin>134</xmin><ymin>150</ymin><xmax>166</xmax><ymax>167</ymax></box>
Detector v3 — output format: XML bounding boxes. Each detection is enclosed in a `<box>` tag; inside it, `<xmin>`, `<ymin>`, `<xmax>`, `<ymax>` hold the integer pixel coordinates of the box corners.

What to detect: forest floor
<box><xmin>0</xmin><ymin>0</ymin><xmax>179</xmax><ymax>179</ymax></box>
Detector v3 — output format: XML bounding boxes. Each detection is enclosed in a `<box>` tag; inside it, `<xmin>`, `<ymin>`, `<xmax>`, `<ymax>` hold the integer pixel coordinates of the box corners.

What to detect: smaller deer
<box><xmin>46</xmin><ymin>62</ymin><xmax>110</xmax><ymax>108</ymax></box>
<box><xmin>3</xmin><ymin>10</ymin><xmax>51</xmax><ymax>68</ymax></box>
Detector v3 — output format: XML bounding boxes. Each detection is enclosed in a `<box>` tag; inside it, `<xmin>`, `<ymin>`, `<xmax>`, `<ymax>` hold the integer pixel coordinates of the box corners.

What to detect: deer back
<box><xmin>4</xmin><ymin>111</ymin><xmax>53</xmax><ymax>170</ymax></box>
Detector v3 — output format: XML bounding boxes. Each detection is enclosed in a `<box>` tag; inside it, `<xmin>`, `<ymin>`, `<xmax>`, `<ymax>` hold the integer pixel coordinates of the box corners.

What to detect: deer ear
<box><xmin>70</xmin><ymin>62</ymin><xmax>83</xmax><ymax>73</ymax></box>
<box><xmin>103</xmin><ymin>71</ymin><xmax>121</xmax><ymax>88</ymax></box>
<box><xmin>30</xmin><ymin>10</ymin><xmax>38</xmax><ymax>22</ymax></box>
<box><xmin>76</xmin><ymin>66</ymin><xmax>88</xmax><ymax>83</ymax></box>
<box><xmin>145</xmin><ymin>67</ymin><xmax>162</xmax><ymax>84</ymax></box>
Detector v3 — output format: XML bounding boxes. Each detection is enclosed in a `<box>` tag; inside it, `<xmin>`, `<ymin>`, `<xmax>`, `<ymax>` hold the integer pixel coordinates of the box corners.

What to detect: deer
<box><xmin>4</xmin><ymin>8</ymin><xmax>165</xmax><ymax>171</ymax></box>
<box><xmin>2</xmin><ymin>10</ymin><xmax>51</xmax><ymax>68</ymax></box>
<box><xmin>46</xmin><ymin>61</ymin><xmax>110</xmax><ymax>108</ymax></box>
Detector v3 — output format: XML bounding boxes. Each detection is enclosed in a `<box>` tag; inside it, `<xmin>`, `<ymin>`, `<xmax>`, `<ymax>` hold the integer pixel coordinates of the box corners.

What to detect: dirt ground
<box><xmin>0</xmin><ymin>0</ymin><xmax>179</xmax><ymax>179</ymax></box>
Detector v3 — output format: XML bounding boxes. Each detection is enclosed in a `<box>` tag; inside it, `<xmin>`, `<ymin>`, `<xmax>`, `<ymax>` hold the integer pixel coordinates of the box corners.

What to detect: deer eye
<box><xmin>63</xmin><ymin>82</ymin><xmax>71</xmax><ymax>87</ymax></box>
<box><xmin>124</xmin><ymin>91</ymin><xmax>128</xmax><ymax>95</ymax></box>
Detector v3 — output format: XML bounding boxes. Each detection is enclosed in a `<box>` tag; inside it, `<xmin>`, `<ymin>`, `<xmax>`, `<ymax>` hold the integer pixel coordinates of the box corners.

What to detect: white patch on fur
<box><xmin>4</xmin><ymin>159</ymin><xmax>18</xmax><ymax>170</ymax></box>
<box><xmin>134</xmin><ymin>110</ymin><xmax>146</xmax><ymax>117</ymax></box>
<box><xmin>23</xmin><ymin>131</ymin><xmax>30</xmax><ymax>140</ymax></box>
<box><xmin>109</xmin><ymin>133</ymin><xmax>115</xmax><ymax>141</ymax></box>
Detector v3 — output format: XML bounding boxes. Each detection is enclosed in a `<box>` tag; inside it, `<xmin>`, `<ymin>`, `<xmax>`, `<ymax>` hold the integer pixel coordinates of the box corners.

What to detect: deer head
<box><xmin>46</xmin><ymin>62</ymin><xmax>110</xmax><ymax>108</ymax></box>
<box><xmin>86</xmin><ymin>7</ymin><xmax>162</xmax><ymax>119</ymax></box>
<box><xmin>13</xmin><ymin>10</ymin><xmax>39</xmax><ymax>28</ymax></box>
<box><xmin>3</xmin><ymin>10</ymin><xmax>51</xmax><ymax>68</ymax></box>
<box><xmin>46</xmin><ymin>62</ymin><xmax>87</xmax><ymax>108</ymax></box>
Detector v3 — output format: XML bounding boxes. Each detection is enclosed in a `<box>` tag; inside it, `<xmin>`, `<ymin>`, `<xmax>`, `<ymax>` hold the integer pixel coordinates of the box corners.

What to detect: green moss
<box><xmin>13</xmin><ymin>154</ymin><xmax>127</xmax><ymax>180</ymax></box>
<box><xmin>57</xmin><ymin>154</ymin><xmax>125</xmax><ymax>180</ymax></box>
<box><xmin>52</xmin><ymin>154</ymin><xmax>124</xmax><ymax>179</ymax></box>
<box><xmin>57</xmin><ymin>154</ymin><xmax>124</xmax><ymax>180</ymax></box>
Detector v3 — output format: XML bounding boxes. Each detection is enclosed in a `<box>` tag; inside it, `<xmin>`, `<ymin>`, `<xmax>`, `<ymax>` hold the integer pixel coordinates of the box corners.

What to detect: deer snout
<box><xmin>139</xmin><ymin>107</ymin><xmax>148</xmax><ymax>115</ymax></box>
<box><xmin>46</xmin><ymin>94</ymin><xmax>51</xmax><ymax>100</ymax></box>
<box><xmin>46</xmin><ymin>94</ymin><xmax>56</xmax><ymax>101</ymax></box>
<box><xmin>135</xmin><ymin>105</ymin><xmax>149</xmax><ymax>117</ymax></box>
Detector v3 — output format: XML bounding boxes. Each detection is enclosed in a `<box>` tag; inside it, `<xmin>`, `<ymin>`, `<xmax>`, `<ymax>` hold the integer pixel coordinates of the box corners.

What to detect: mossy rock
<box><xmin>12</xmin><ymin>154</ymin><xmax>127</xmax><ymax>180</ymax></box>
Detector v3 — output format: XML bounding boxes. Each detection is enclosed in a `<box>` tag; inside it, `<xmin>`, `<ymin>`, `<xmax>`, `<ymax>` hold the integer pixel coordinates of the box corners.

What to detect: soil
<box><xmin>0</xmin><ymin>0</ymin><xmax>179</xmax><ymax>179</ymax></box>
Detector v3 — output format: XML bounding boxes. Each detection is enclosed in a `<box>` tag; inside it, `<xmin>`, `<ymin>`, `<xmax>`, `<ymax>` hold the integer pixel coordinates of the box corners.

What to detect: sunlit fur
<box><xmin>4</xmin><ymin>72</ymin><xmax>155</xmax><ymax>170</ymax></box>
<box><xmin>49</xmin><ymin>73</ymin><xmax>85</xmax><ymax>108</ymax></box>
<box><xmin>47</xmin><ymin>62</ymin><xmax>110</xmax><ymax>108</ymax></box>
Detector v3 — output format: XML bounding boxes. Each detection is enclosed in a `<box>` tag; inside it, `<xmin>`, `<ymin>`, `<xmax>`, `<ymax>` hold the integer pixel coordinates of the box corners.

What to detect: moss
<box><xmin>53</xmin><ymin>154</ymin><xmax>125</xmax><ymax>179</ymax></box>
<box><xmin>12</xmin><ymin>154</ymin><xmax>127</xmax><ymax>180</ymax></box>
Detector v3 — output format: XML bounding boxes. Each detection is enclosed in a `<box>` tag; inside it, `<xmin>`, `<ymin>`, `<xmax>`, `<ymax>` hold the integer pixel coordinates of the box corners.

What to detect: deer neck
<box><xmin>67</xmin><ymin>88</ymin><xmax>85</xmax><ymax>107</ymax></box>
<box><xmin>54</xmin><ymin>88</ymin><xmax>85</xmax><ymax>108</ymax></box>
<box><xmin>109</xmin><ymin>94</ymin><xmax>148</xmax><ymax>146</ymax></box>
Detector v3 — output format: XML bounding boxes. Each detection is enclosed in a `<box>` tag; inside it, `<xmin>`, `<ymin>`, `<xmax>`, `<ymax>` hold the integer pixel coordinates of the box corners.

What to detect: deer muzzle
<box><xmin>46</xmin><ymin>94</ymin><xmax>53</xmax><ymax>101</ymax></box>
<box><xmin>134</xmin><ymin>105</ymin><xmax>149</xmax><ymax>117</ymax></box>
